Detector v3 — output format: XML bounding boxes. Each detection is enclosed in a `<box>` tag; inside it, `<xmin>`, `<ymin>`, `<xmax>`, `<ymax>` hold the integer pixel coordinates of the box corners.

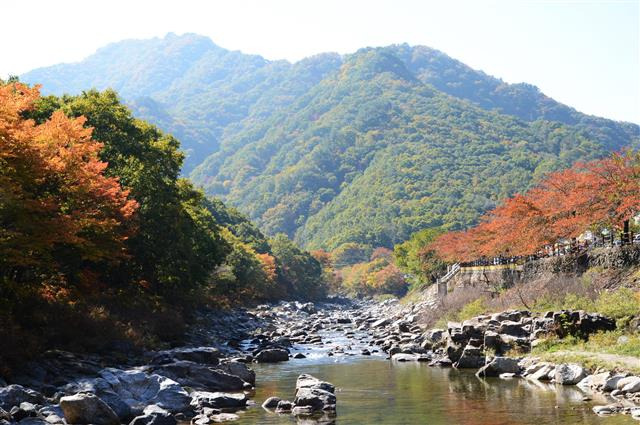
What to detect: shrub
<box><xmin>457</xmin><ymin>298</ymin><xmax>489</xmax><ymax>321</ymax></box>
<box><xmin>594</xmin><ymin>288</ymin><xmax>640</xmax><ymax>319</ymax></box>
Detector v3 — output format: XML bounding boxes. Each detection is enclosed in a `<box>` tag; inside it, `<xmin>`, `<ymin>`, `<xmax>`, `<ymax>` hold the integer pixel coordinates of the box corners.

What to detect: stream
<box><xmin>234</xmin><ymin>321</ymin><xmax>636</xmax><ymax>424</ymax></box>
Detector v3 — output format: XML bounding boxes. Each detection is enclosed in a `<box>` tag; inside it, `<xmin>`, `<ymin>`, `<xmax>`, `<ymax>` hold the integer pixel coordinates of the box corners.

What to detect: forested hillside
<box><xmin>22</xmin><ymin>34</ymin><xmax>640</xmax><ymax>251</ymax></box>
<box><xmin>0</xmin><ymin>82</ymin><xmax>325</xmax><ymax>366</ymax></box>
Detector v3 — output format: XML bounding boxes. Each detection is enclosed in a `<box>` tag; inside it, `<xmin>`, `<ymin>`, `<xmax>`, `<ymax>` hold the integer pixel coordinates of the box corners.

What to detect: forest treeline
<box><xmin>0</xmin><ymin>82</ymin><xmax>324</xmax><ymax>370</ymax></box>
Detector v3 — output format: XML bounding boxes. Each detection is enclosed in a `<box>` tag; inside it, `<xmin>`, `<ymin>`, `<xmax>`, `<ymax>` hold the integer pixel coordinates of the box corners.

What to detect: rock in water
<box><xmin>151</xmin><ymin>361</ymin><xmax>246</xmax><ymax>391</ymax></box>
<box><xmin>60</xmin><ymin>393</ymin><xmax>120</xmax><ymax>425</ymax></box>
<box><xmin>296</xmin><ymin>374</ymin><xmax>335</xmax><ymax>394</ymax></box>
<box><xmin>476</xmin><ymin>357</ymin><xmax>521</xmax><ymax>377</ymax></box>
<box><xmin>261</xmin><ymin>397</ymin><xmax>281</xmax><ymax>409</ymax></box>
<box><xmin>554</xmin><ymin>364</ymin><xmax>588</xmax><ymax>385</ymax></box>
<box><xmin>293</xmin><ymin>374</ymin><xmax>336</xmax><ymax>412</ymax></box>
<box><xmin>254</xmin><ymin>349</ymin><xmax>289</xmax><ymax>363</ymax></box>
<box><xmin>64</xmin><ymin>368</ymin><xmax>191</xmax><ymax>419</ymax></box>
<box><xmin>190</xmin><ymin>392</ymin><xmax>248</xmax><ymax>409</ymax></box>
<box><xmin>293</xmin><ymin>388</ymin><xmax>336</xmax><ymax>412</ymax></box>
<box><xmin>129</xmin><ymin>409</ymin><xmax>176</xmax><ymax>425</ymax></box>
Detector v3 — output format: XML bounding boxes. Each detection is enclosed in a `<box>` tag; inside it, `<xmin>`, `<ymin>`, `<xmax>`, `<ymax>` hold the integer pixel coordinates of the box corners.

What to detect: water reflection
<box><xmin>236</xmin><ymin>358</ymin><xmax>635</xmax><ymax>425</ymax></box>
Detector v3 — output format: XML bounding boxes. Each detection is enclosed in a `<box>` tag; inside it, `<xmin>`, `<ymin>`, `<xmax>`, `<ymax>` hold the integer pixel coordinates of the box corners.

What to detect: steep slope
<box><xmin>193</xmin><ymin>48</ymin><xmax>627</xmax><ymax>249</ymax></box>
<box><xmin>21</xmin><ymin>35</ymin><xmax>639</xmax><ymax>250</ymax></box>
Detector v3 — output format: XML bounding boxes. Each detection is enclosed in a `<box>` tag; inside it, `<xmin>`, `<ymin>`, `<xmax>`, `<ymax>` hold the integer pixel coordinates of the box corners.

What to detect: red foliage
<box><xmin>431</xmin><ymin>152</ymin><xmax>640</xmax><ymax>261</ymax></box>
<box><xmin>0</xmin><ymin>83</ymin><xmax>138</xmax><ymax>273</ymax></box>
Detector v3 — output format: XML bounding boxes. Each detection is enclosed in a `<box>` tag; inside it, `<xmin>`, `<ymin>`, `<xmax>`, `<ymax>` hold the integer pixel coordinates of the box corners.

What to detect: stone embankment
<box><xmin>359</xmin><ymin>300</ymin><xmax>640</xmax><ymax>421</ymax></box>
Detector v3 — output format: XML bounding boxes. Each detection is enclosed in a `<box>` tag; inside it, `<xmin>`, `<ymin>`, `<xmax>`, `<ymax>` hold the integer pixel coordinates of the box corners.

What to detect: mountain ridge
<box><xmin>21</xmin><ymin>33</ymin><xmax>640</xmax><ymax>250</ymax></box>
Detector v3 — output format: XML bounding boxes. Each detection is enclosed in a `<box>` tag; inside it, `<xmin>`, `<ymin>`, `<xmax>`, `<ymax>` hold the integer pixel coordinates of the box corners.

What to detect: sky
<box><xmin>2</xmin><ymin>0</ymin><xmax>639</xmax><ymax>123</ymax></box>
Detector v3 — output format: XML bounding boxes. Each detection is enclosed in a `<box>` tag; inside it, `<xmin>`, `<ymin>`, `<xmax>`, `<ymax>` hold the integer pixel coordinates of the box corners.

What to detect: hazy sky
<box><xmin>3</xmin><ymin>0</ymin><xmax>639</xmax><ymax>123</ymax></box>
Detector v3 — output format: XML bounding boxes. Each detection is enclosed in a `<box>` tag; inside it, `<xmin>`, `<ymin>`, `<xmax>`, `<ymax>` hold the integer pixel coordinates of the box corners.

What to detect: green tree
<box><xmin>394</xmin><ymin>227</ymin><xmax>445</xmax><ymax>288</ymax></box>
<box><xmin>270</xmin><ymin>234</ymin><xmax>326</xmax><ymax>300</ymax></box>
<box><xmin>31</xmin><ymin>90</ymin><xmax>230</xmax><ymax>297</ymax></box>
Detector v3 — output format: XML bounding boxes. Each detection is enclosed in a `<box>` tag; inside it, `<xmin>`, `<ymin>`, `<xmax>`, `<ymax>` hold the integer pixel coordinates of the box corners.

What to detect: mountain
<box><xmin>22</xmin><ymin>34</ymin><xmax>640</xmax><ymax>250</ymax></box>
<box><xmin>23</xmin><ymin>33</ymin><xmax>342</xmax><ymax>171</ymax></box>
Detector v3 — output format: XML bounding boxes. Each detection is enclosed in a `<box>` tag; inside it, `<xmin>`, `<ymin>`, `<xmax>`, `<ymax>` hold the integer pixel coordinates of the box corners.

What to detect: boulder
<box><xmin>371</xmin><ymin>318</ymin><xmax>390</xmax><ymax>328</ymax></box>
<box><xmin>190</xmin><ymin>392</ymin><xmax>247</xmax><ymax>410</ymax></box>
<box><xmin>209</xmin><ymin>413</ymin><xmax>239</xmax><ymax>422</ymax></box>
<box><xmin>498</xmin><ymin>321</ymin><xmax>527</xmax><ymax>337</ymax></box>
<box><xmin>299</xmin><ymin>303</ymin><xmax>316</xmax><ymax>314</ymax></box>
<box><xmin>476</xmin><ymin>357</ymin><xmax>520</xmax><ymax>377</ymax></box>
<box><xmin>64</xmin><ymin>368</ymin><xmax>191</xmax><ymax>419</ymax></box>
<box><xmin>603</xmin><ymin>375</ymin><xmax>627</xmax><ymax>392</ymax></box>
<box><xmin>391</xmin><ymin>354</ymin><xmax>418</xmax><ymax>362</ymax></box>
<box><xmin>60</xmin><ymin>393</ymin><xmax>120</xmax><ymax>425</ymax></box>
<box><xmin>151</xmin><ymin>361</ymin><xmax>245</xmax><ymax>391</ymax></box>
<box><xmin>214</xmin><ymin>362</ymin><xmax>255</xmax><ymax>386</ymax></box>
<box><xmin>577</xmin><ymin>372</ymin><xmax>611</xmax><ymax>390</ymax></box>
<box><xmin>129</xmin><ymin>409</ymin><xmax>176</xmax><ymax>425</ymax></box>
<box><xmin>0</xmin><ymin>385</ymin><xmax>44</xmax><ymax>410</ymax></box>
<box><xmin>296</xmin><ymin>375</ymin><xmax>335</xmax><ymax>394</ymax></box>
<box><xmin>552</xmin><ymin>310</ymin><xmax>615</xmax><ymax>339</ymax></box>
<box><xmin>150</xmin><ymin>347</ymin><xmax>221</xmax><ymax>366</ymax></box>
<box><xmin>527</xmin><ymin>363</ymin><xmax>555</xmax><ymax>381</ymax></box>
<box><xmin>261</xmin><ymin>397</ymin><xmax>280</xmax><ymax>409</ymax></box>
<box><xmin>274</xmin><ymin>400</ymin><xmax>293</xmax><ymax>413</ymax></box>
<box><xmin>618</xmin><ymin>376</ymin><xmax>640</xmax><ymax>393</ymax></box>
<box><xmin>254</xmin><ymin>349</ymin><xmax>289</xmax><ymax>363</ymax></box>
<box><xmin>554</xmin><ymin>364</ymin><xmax>587</xmax><ymax>385</ymax></box>
<box><xmin>453</xmin><ymin>345</ymin><xmax>485</xmax><ymax>369</ymax></box>
<box><xmin>294</xmin><ymin>388</ymin><xmax>336</xmax><ymax>412</ymax></box>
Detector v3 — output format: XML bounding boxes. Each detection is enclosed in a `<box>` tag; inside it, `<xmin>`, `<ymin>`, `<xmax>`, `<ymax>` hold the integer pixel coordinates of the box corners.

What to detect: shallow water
<box><xmin>235</xmin><ymin>354</ymin><xmax>635</xmax><ymax>424</ymax></box>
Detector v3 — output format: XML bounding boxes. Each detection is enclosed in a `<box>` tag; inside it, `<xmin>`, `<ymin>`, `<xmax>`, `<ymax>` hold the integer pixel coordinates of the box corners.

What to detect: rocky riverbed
<box><xmin>1</xmin><ymin>297</ymin><xmax>639</xmax><ymax>424</ymax></box>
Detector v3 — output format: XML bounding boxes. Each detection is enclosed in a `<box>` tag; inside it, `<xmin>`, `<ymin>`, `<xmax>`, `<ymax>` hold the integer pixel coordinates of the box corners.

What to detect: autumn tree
<box><xmin>30</xmin><ymin>90</ymin><xmax>229</xmax><ymax>296</ymax></box>
<box><xmin>431</xmin><ymin>151</ymin><xmax>640</xmax><ymax>262</ymax></box>
<box><xmin>0</xmin><ymin>83</ymin><xmax>137</xmax><ymax>287</ymax></box>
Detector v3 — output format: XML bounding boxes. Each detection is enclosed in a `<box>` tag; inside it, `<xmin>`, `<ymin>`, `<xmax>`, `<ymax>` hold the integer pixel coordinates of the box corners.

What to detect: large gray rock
<box><xmin>0</xmin><ymin>385</ymin><xmax>44</xmax><ymax>410</ymax></box>
<box><xmin>189</xmin><ymin>392</ymin><xmax>247</xmax><ymax>410</ymax></box>
<box><xmin>214</xmin><ymin>362</ymin><xmax>255</xmax><ymax>386</ymax></box>
<box><xmin>527</xmin><ymin>364</ymin><xmax>555</xmax><ymax>381</ymax></box>
<box><xmin>476</xmin><ymin>357</ymin><xmax>520</xmax><ymax>377</ymax></box>
<box><xmin>617</xmin><ymin>376</ymin><xmax>640</xmax><ymax>393</ymax></box>
<box><xmin>391</xmin><ymin>353</ymin><xmax>419</xmax><ymax>362</ymax></box>
<box><xmin>261</xmin><ymin>397</ymin><xmax>281</xmax><ymax>409</ymax></box>
<box><xmin>254</xmin><ymin>349</ymin><xmax>289</xmax><ymax>363</ymax></box>
<box><xmin>371</xmin><ymin>318</ymin><xmax>390</xmax><ymax>328</ymax></box>
<box><xmin>60</xmin><ymin>393</ymin><xmax>120</xmax><ymax>425</ymax></box>
<box><xmin>603</xmin><ymin>374</ymin><xmax>627</xmax><ymax>392</ymax></box>
<box><xmin>129</xmin><ymin>410</ymin><xmax>176</xmax><ymax>425</ymax></box>
<box><xmin>296</xmin><ymin>374</ymin><xmax>335</xmax><ymax>394</ymax></box>
<box><xmin>294</xmin><ymin>388</ymin><xmax>336</xmax><ymax>412</ymax></box>
<box><xmin>498</xmin><ymin>321</ymin><xmax>528</xmax><ymax>337</ymax></box>
<box><xmin>453</xmin><ymin>345</ymin><xmax>485</xmax><ymax>369</ymax></box>
<box><xmin>150</xmin><ymin>347</ymin><xmax>221</xmax><ymax>366</ymax></box>
<box><xmin>554</xmin><ymin>364</ymin><xmax>587</xmax><ymax>385</ymax></box>
<box><xmin>65</xmin><ymin>368</ymin><xmax>190</xmax><ymax>419</ymax></box>
<box><xmin>151</xmin><ymin>361</ymin><xmax>245</xmax><ymax>391</ymax></box>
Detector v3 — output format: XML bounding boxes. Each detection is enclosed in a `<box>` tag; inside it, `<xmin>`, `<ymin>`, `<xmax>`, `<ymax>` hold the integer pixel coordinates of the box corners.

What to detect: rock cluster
<box><xmin>262</xmin><ymin>374</ymin><xmax>336</xmax><ymax>421</ymax></box>
<box><xmin>0</xmin><ymin>347</ymin><xmax>254</xmax><ymax>425</ymax></box>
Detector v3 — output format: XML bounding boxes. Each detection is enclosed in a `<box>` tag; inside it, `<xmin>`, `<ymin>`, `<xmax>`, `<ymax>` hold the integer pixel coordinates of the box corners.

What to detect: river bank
<box><xmin>1</xmin><ymin>298</ymin><xmax>639</xmax><ymax>424</ymax></box>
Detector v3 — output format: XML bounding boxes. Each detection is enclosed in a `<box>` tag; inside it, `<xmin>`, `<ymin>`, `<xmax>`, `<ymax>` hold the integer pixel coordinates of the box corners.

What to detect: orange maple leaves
<box><xmin>432</xmin><ymin>152</ymin><xmax>640</xmax><ymax>262</ymax></box>
<box><xmin>0</xmin><ymin>83</ymin><xmax>138</xmax><ymax>272</ymax></box>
